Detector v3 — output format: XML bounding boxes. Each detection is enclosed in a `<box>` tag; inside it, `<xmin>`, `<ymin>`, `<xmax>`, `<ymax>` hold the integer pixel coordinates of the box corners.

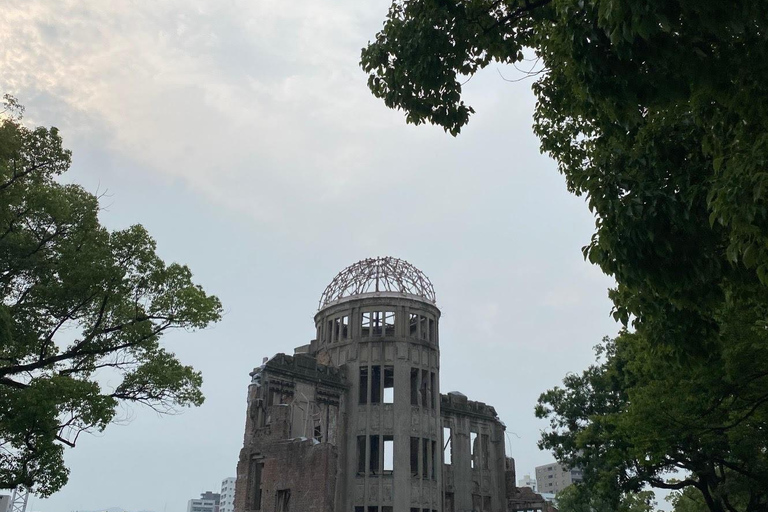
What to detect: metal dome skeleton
<box><xmin>318</xmin><ymin>257</ymin><xmax>436</xmax><ymax>310</ymax></box>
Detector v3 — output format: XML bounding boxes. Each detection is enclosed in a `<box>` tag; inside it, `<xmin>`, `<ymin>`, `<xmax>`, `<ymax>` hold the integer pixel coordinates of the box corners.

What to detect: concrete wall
<box><xmin>441</xmin><ymin>393</ymin><xmax>507</xmax><ymax>512</ymax></box>
<box><xmin>314</xmin><ymin>295</ymin><xmax>442</xmax><ymax>512</ymax></box>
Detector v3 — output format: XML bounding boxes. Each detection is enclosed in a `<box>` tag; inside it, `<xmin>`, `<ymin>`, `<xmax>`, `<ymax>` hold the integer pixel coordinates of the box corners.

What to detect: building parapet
<box><xmin>250</xmin><ymin>353</ymin><xmax>347</xmax><ymax>389</ymax></box>
<box><xmin>441</xmin><ymin>392</ymin><xmax>502</xmax><ymax>423</ymax></box>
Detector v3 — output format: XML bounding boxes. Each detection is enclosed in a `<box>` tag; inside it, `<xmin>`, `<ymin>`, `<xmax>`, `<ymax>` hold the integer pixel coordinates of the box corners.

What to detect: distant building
<box><xmin>219</xmin><ymin>477</ymin><xmax>236</xmax><ymax>512</ymax></box>
<box><xmin>517</xmin><ymin>473</ymin><xmax>537</xmax><ymax>491</ymax></box>
<box><xmin>187</xmin><ymin>491</ymin><xmax>220</xmax><ymax>512</ymax></box>
<box><xmin>535</xmin><ymin>462</ymin><xmax>583</xmax><ymax>494</ymax></box>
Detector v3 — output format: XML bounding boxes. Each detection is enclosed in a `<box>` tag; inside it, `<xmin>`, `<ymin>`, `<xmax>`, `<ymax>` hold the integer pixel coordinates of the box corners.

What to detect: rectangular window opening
<box><xmin>383</xmin><ymin>366</ymin><xmax>394</xmax><ymax>403</ymax></box>
<box><xmin>372</xmin><ymin>311</ymin><xmax>383</xmax><ymax>336</ymax></box>
<box><xmin>383</xmin><ymin>435</ymin><xmax>394</xmax><ymax>472</ymax></box>
<box><xmin>419</xmin><ymin>315</ymin><xmax>428</xmax><ymax>340</ymax></box>
<box><xmin>430</xmin><ymin>372</ymin><xmax>436</xmax><ymax>409</ymax></box>
<box><xmin>409</xmin><ymin>313</ymin><xmax>418</xmax><ymax>336</ymax></box>
<box><xmin>431</xmin><ymin>440</ymin><xmax>437</xmax><ymax>480</ymax></box>
<box><xmin>371</xmin><ymin>365</ymin><xmax>381</xmax><ymax>403</ymax></box>
<box><xmin>333</xmin><ymin>317</ymin><xmax>340</xmax><ymax>342</ymax></box>
<box><xmin>421</xmin><ymin>369</ymin><xmax>429</xmax><ymax>408</ymax></box>
<box><xmin>472</xmin><ymin>494</ymin><xmax>482</xmax><ymax>512</ymax></box>
<box><xmin>341</xmin><ymin>316</ymin><xmax>349</xmax><ymax>339</ymax></box>
<box><xmin>410</xmin><ymin>368</ymin><xmax>419</xmax><ymax>406</ymax></box>
<box><xmin>443</xmin><ymin>427</ymin><xmax>452</xmax><ymax>465</ymax></box>
<box><xmin>444</xmin><ymin>493</ymin><xmax>454</xmax><ymax>512</ymax></box>
<box><xmin>483</xmin><ymin>496</ymin><xmax>491</xmax><ymax>512</ymax></box>
<box><xmin>384</xmin><ymin>311</ymin><xmax>395</xmax><ymax>336</ymax></box>
<box><xmin>362</xmin><ymin>312</ymin><xmax>372</xmax><ymax>337</ymax></box>
<box><xmin>470</xmin><ymin>431</ymin><xmax>478</xmax><ymax>469</ymax></box>
<box><xmin>482</xmin><ymin>433</ymin><xmax>490</xmax><ymax>470</ymax></box>
<box><xmin>410</xmin><ymin>437</ymin><xmax>419</xmax><ymax>477</ymax></box>
<box><xmin>422</xmin><ymin>436</ymin><xmax>429</xmax><ymax>479</ymax></box>
<box><xmin>275</xmin><ymin>489</ymin><xmax>290</xmax><ymax>512</ymax></box>
<box><xmin>248</xmin><ymin>459</ymin><xmax>264</xmax><ymax>511</ymax></box>
<box><xmin>368</xmin><ymin>507</ymin><xmax>378</xmax><ymax>512</ymax></box>
<box><xmin>313</xmin><ymin>419</ymin><xmax>322</xmax><ymax>443</ymax></box>
<box><xmin>327</xmin><ymin>320</ymin><xmax>333</xmax><ymax>343</ymax></box>
<box><xmin>429</xmin><ymin>318</ymin><xmax>435</xmax><ymax>342</ymax></box>
<box><xmin>359</xmin><ymin>367</ymin><xmax>369</xmax><ymax>404</ymax></box>
<box><xmin>357</xmin><ymin>436</ymin><xmax>366</xmax><ymax>475</ymax></box>
<box><xmin>369</xmin><ymin>435</ymin><xmax>380</xmax><ymax>475</ymax></box>
<box><xmin>355</xmin><ymin>508</ymin><xmax>364</xmax><ymax>512</ymax></box>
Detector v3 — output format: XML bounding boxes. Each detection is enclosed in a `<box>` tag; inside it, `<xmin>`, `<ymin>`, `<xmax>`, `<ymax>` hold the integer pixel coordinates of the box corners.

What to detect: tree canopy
<box><xmin>555</xmin><ymin>484</ymin><xmax>656</xmax><ymax>512</ymax></box>
<box><xmin>0</xmin><ymin>97</ymin><xmax>222</xmax><ymax>496</ymax></box>
<box><xmin>362</xmin><ymin>1</ymin><xmax>768</xmax><ymax>511</ymax></box>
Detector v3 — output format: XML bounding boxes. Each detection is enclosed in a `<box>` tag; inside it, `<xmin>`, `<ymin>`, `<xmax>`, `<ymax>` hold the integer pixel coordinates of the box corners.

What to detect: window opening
<box><xmin>443</xmin><ymin>427</ymin><xmax>452</xmax><ymax>465</ymax></box>
<box><xmin>409</xmin><ymin>313</ymin><xmax>418</xmax><ymax>336</ymax></box>
<box><xmin>362</xmin><ymin>312</ymin><xmax>372</xmax><ymax>337</ymax></box>
<box><xmin>421</xmin><ymin>370</ymin><xmax>429</xmax><ymax>408</ymax></box>
<box><xmin>327</xmin><ymin>320</ymin><xmax>333</xmax><ymax>343</ymax></box>
<box><xmin>482</xmin><ymin>434</ymin><xmax>490</xmax><ymax>469</ymax></box>
<box><xmin>372</xmin><ymin>311</ymin><xmax>383</xmax><ymax>336</ymax></box>
<box><xmin>383</xmin><ymin>366</ymin><xmax>394</xmax><ymax>403</ymax></box>
<box><xmin>359</xmin><ymin>367</ymin><xmax>368</xmax><ymax>404</ymax></box>
<box><xmin>248</xmin><ymin>459</ymin><xmax>264</xmax><ymax>510</ymax></box>
<box><xmin>275</xmin><ymin>489</ymin><xmax>290</xmax><ymax>512</ymax></box>
<box><xmin>333</xmin><ymin>317</ymin><xmax>340</xmax><ymax>342</ymax></box>
<box><xmin>357</xmin><ymin>436</ymin><xmax>366</xmax><ymax>475</ymax></box>
<box><xmin>384</xmin><ymin>311</ymin><xmax>395</xmax><ymax>336</ymax></box>
<box><xmin>429</xmin><ymin>319</ymin><xmax>435</xmax><ymax>342</ymax></box>
<box><xmin>341</xmin><ymin>315</ymin><xmax>349</xmax><ymax>338</ymax></box>
<box><xmin>368</xmin><ymin>507</ymin><xmax>378</xmax><ymax>512</ymax></box>
<box><xmin>422</xmin><ymin>437</ymin><xmax>429</xmax><ymax>479</ymax></box>
<box><xmin>430</xmin><ymin>372</ymin><xmax>436</xmax><ymax>409</ymax></box>
<box><xmin>419</xmin><ymin>315</ymin><xmax>428</xmax><ymax>339</ymax></box>
<box><xmin>410</xmin><ymin>437</ymin><xmax>419</xmax><ymax>477</ymax></box>
<box><xmin>444</xmin><ymin>493</ymin><xmax>454</xmax><ymax>512</ymax></box>
<box><xmin>471</xmin><ymin>494</ymin><xmax>482</xmax><ymax>512</ymax></box>
<box><xmin>383</xmin><ymin>435</ymin><xmax>394</xmax><ymax>472</ymax></box>
<box><xmin>410</xmin><ymin>368</ymin><xmax>419</xmax><ymax>406</ymax></box>
<box><xmin>369</xmin><ymin>435</ymin><xmax>380</xmax><ymax>475</ymax></box>
<box><xmin>313</xmin><ymin>419</ymin><xmax>322</xmax><ymax>443</ymax></box>
<box><xmin>470</xmin><ymin>432</ymin><xmax>478</xmax><ymax>469</ymax></box>
<box><xmin>371</xmin><ymin>365</ymin><xmax>381</xmax><ymax>403</ymax></box>
<box><xmin>483</xmin><ymin>496</ymin><xmax>492</xmax><ymax>511</ymax></box>
<box><xmin>355</xmin><ymin>508</ymin><xmax>364</xmax><ymax>512</ymax></box>
<box><xmin>431</xmin><ymin>440</ymin><xmax>437</xmax><ymax>479</ymax></box>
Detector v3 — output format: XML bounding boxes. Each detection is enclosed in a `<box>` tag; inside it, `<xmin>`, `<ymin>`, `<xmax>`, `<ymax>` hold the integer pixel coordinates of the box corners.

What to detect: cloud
<box><xmin>2</xmin><ymin>0</ymin><xmax>419</xmax><ymax>228</ymax></box>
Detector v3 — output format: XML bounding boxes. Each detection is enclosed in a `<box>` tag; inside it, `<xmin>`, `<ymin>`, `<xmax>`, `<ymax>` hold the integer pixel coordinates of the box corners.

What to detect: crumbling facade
<box><xmin>234</xmin><ymin>257</ymin><xmax>550</xmax><ymax>512</ymax></box>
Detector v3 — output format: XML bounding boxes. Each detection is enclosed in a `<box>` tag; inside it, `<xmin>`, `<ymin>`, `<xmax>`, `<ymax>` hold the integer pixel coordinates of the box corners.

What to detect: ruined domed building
<box><xmin>233</xmin><ymin>258</ymin><xmax>549</xmax><ymax>512</ymax></box>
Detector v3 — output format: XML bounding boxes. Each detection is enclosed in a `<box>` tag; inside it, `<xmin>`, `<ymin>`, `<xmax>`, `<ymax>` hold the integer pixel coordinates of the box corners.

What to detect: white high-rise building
<box><xmin>517</xmin><ymin>473</ymin><xmax>537</xmax><ymax>491</ymax></box>
<box><xmin>535</xmin><ymin>462</ymin><xmax>583</xmax><ymax>494</ymax></box>
<box><xmin>219</xmin><ymin>477</ymin><xmax>236</xmax><ymax>512</ymax></box>
<box><xmin>187</xmin><ymin>491</ymin><xmax>219</xmax><ymax>512</ymax></box>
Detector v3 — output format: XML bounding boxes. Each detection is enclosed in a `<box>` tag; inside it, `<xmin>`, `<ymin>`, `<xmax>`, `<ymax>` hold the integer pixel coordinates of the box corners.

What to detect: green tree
<box><xmin>0</xmin><ymin>97</ymin><xmax>222</xmax><ymax>496</ymax></box>
<box><xmin>361</xmin><ymin>1</ymin><xmax>768</xmax><ymax>510</ymax></box>
<box><xmin>555</xmin><ymin>484</ymin><xmax>656</xmax><ymax>512</ymax></box>
<box><xmin>668</xmin><ymin>487</ymin><xmax>712</xmax><ymax>512</ymax></box>
<box><xmin>536</xmin><ymin>333</ymin><xmax>768</xmax><ymax>511</ymax></box>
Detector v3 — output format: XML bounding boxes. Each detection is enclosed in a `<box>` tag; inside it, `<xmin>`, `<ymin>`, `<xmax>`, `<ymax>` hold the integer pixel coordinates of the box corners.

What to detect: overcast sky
<box><xmin>2</xmin><ymin>1</ymin><xmax>620</xmax><ymax>511</ymax></box>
